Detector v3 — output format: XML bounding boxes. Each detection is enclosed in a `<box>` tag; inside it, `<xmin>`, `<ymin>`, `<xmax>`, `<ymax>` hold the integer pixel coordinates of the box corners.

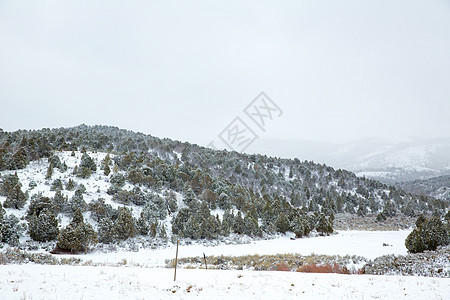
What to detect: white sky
<box><xmin>1</xmin><ymin>0</ymin><xmax>449</xmax><ymax>145</ymax></box>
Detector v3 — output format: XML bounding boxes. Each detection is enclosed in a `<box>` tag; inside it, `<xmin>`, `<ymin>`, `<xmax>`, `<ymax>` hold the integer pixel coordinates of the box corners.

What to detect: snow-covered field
<box><xmin>2</xmin><ymin>230</ymin><xmax>439</xmax><ymax>299</ymax></box>
<box><xmin>1</xmin><ymin>265</ymin><xmax>448</xmax><ymax>300</ymax></box>
<box><xmin>55</xmin><ymin>230</ymin><xmax>412</xmax><ymax>267</ymax></box>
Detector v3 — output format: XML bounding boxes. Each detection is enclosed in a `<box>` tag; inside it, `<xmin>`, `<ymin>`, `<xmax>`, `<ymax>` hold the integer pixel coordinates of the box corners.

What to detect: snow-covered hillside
<box><xmin>0</xmin><ymin>150</ymin><xmax>180</xmax><ymax>239</ymax></box>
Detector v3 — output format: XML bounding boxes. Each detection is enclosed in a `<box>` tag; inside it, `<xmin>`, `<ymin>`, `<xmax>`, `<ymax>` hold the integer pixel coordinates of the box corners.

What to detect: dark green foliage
<box><xmin>144</xmin><ymin>194</ymin><xmax>167</xmax><ymax>219</ymax></box>
<box><xmin>171</xmin><ymin>208</ymin><xmax>189</xmax><ymax>236</ymax></box>
<box><xmin>52</xmin><ymin>190</ymin><xmax>68</xmax><ymax>214</ymax></box>
<box><xmin>48</xmin><ymin>155</ymin><xmax>63</xmax><ymax>171</ymax></box>
<box><xmin>27</xmin><ymin>195</ymin><xmax>57</xmax><ymax>219</ymax></box>
<box><xmin>3</xmin><ymin>184</ymin><xmax>27</xmax><ymax>209</ymax></box>
<box><xmin>101</xmin><ymin>154</ymin><xmax>111</xmax><ymax>176</ymax></box>
<box><xmin>66</xmin><ymin>178</ymin><xmax>75</xmax><ymax>191</ymax></box>
<box><xmin>165</xmin><ymin>191</ymin><xmax>178</xmax><ymax>215</ymax></box>
<box><xmin>376</xmin><ymin>212</ymin><xmax>387</xmax><ymax>222</ymax></box>
<box><xmin>76</xmin><ymin>166</ymin><xmax>92</xmax><ymax>178</ymax></box>
<box><xmin>112</xmin><ymin>188</ymin><xmax>145</xmax><ymax>206</ymax></box>
<box><xmin>0</xmin><ymin>214</ymin><xmax>24</xmax><ymax>246</ymax></box>
<box><xmin>233</xmin><ymin>211</ymin><xmax>245</xmax><ymax>234</ymax></box>
<box><xmin>56</xmin><ymin>209</ymin><xmax>97</xmax><ymax>253</ymax></box>
<box><xmin>76</xmin><ymin>153</ymin><xmax>97</xmax><ymax>178</ymax></box>
<box><xmin>98</xmin><ymin>218</ymin><xmax>115</xmax><ymax>244</ymax></box>
<box><xmin>292</xmin><ymin>216</ymin><xmax>311</xmax><ymax>238</ymax></box>
<box><xmin>0</xmin><ymin>173</ymin><xmax>20</xmax><ymax>196</ymax></box>
<box><xmin>68</xmin><ymin>192</ymin><xmax>87</xmax><ymax>215</ymax></box>
<box><xmin>103</xmin><ymin>164</ymin><xmax>111</xmax><ymax>176</ymax></box>
<box><xmin>243</xmin><ymin>214</ymin><xmax>261</xmax><ymax>236</ymax></box>
<box><xmin>405</xmin><ymin>215</ymin><xmax>449</xmax><ymax>253</ymax></box>
<box><xmin>183</xmin><ymin>188</ymin><xmax>198</xmax><ymax>208</ymax></box>
<box><xmin>88</xmin><ymin>198</ymin><xmax>115</xmax><ymax>222</ymax></box>
<box><xmin>382</xmin><ymin>200</ymin><xmax>397</xmax><ymax>217</ymax></box>
<box><xmin>184</xmin><ymin>215</ymin><xmax>201</xmax><ymax>239</ymax></box>
<box><xmin>50</xmin><ymin>178</ymin><xmax>63</xmax><ymax>191</ymax></box>
<box><xmin>275</xmin><ymin>212</ymin><xmax>290</xmax><ymax>234</ymax></box>
<box><xmin>113</xmin><ymin>207</ymin><xmax>136</xmax><ymax>240</ymax></box>
<box><xmin>80</xmin><ymin>153</ymin><xmax>97</xmax><ymax>172</ymax></box>
<box><xmin>9</xmin><ymin>148</ymin><xmax>29</xmax><ymax>169</ymax></box>
<box><xmin>45</xmin><ymin>162</ymin><xmax>54</xmax><ymax>179</ymax></box>
<box><xmin>29</xmin><ymin>209</ymin><xmax>59</xmax><ymax>242</ymax></box>
<box><xmin>107</xmin><ymin>173</ymin><xmax>125</xmax><ymax>195</ymax></box>
<box><xmin>315</xmin><ymin>213</ymin><xmax>333</xmax><ymax>235</ymax></box>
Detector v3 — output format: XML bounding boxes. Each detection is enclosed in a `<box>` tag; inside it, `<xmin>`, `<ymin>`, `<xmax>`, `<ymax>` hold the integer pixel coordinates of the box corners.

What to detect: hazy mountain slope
<box><xmin>250</xmin><ymin>137</ymin><xmax>450</xmax><ymax>183</ymax></box>
<box><xmin>398</xmin><ymin>175</ymin><xmax>450</xmax><ymax>202</ymax></box>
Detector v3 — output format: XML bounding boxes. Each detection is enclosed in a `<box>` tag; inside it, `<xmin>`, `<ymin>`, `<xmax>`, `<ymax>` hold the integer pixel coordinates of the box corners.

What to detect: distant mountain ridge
<box><xmin>249</xmin><ymin>137</ymin><xmax>450</xmax><ymax>183</ymax></box>
<box><xmin>398</xmin><ymin>175</ymin><xmax>450</xmax><ymax>202</ymax></box>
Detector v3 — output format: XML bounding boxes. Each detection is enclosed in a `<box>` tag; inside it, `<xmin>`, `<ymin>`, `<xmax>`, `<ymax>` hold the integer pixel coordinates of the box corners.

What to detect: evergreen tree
<box><xmin>56</xmin><ymin>209</ymin><xmax>97</xmax><ymax>253</ymax></box>
<box><xmin>316</xmin><ymin>213</ymin><xmax>333</xmax><ymax>236</ymax></box>
<box><xmin>233</xmin><ymin>211</ymin><xmax>245</xmax><ymax>234</ymax></box>
<box><xmin>113</xmin><ymin>207</ymin><xmax>136</xmax><ymax>240</ymax></box>
<box><xmin>0</xmin><ymin>214</ymin><xmax>23</xmax><ymax>246</ymax></box>
<box><xmin>275</xmin><ymin>212</ymin><xmax>290</xmax><ymax>234</ymax></box>
<box><xmin>29</xmin><ymin>209</ymin><xmax>59</xmax><ymax>242</ymax></box>
<box><xmin>3</xmin><ymin>184</ymin><xmax>27</xmax><ymax>209</ymax></box>
<box><xmin>405</xmin><ymin>216</ymin><xmax>449</xmax><ymax>253</ymax></box>
<box><xmin>50</xmin><ymin>178</ymin><xmax>63</xmax><ymax>191</ymax></box>
<box><xmin>98</xmin><ymin>218</ymin><xmax>115</xmax><ymax>244</ymax></box>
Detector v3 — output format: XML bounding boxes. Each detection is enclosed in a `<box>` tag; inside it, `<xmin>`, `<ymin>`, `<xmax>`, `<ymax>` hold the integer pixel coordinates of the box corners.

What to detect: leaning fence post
<box><xmin>174</xmin><ymin>240</ymin><xmax>179</xmax><ymax>281</ymax></box>
<box><xmin>203</xmin><ymin>253</ymin><xmax>207</xmax><ymax>269</ymax></box>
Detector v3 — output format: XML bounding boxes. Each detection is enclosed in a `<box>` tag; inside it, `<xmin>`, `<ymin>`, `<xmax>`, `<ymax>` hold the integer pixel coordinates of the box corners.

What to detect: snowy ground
<box><xmin>2</xmin><ymin>230</ymin><xmax>448</xmax><ymax>299</ymax></box>
<box><xmin>55</xmin><ymin>230</ymin><xmax>412</xmax><ymax>267</ymax></box>
<box><xmin>1</xmin><ymin>265</ymin><xmax>448</xmax><ymax>300</ymax></box>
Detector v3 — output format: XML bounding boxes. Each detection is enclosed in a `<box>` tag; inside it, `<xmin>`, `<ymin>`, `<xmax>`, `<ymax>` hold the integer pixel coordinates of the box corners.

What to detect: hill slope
<box><xmin>0</xmin><ymin>125</ymin><xmax>447</xmax><ymax>249</ymax></box>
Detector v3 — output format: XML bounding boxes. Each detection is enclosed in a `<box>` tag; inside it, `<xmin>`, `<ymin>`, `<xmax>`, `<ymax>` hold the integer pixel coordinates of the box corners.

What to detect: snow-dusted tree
<box><xmin>164</xmin><ymin>191</ymin><xmax>178</xmax><ymax>215</ymax></box>
<box><xmin>3</xmin><ymin>184</ymin><xmax>27</xmax><ymax>209</ymax></box>
<box><xmin>65</xmin><ymin>178</ymin><xmax>75</xmax><ymax>191</ymax></box>
<box><xmin>113</xmin><ymin>207</ymin><xmax>136</xmax><ymax>241</ymax></box>
<box><xmin>56</xmin><ymin>209</ymin><xmax>97</xmax><ymax>253</ymax></box>
<box><xmin>184</xmin><ymin>215</ymin><xmax>201</xmax><ymax>239</ymax></box>
<box><xmin>233</xmin><ymin>211</ymin><xmax>245</xmax><ymax>234</ymax></box>
<box><xmin>27</xmin><ymin>195</ymin><xmax>57</xmax><ymax>219</ymax></box>
<box><xmin>29</xmin><ymin>209</ymin><xmax>59</xmax><ymax>242</ymax></box>
<box><xmin>50</xmin><ymin>178</ymin><xmax>63</xmax><ymax>191</ymax></box>
<box><xmin>275</xmin><ymin>212</ymin><xmax>290</xmax><ymax>234</ymax></box>
<box><xmin>52</xmin><ymin>190</ymin><xmax>68</xmax><ymax>214</ymax></box>
<box><xmin>1</xmin><ymin>214</ymin><xmax>24</xmax><ymax>246</ymax></box>
<box><xmin>98</xmin><ymin>218</ymin><xmax>115</xmax><ymax>244</ymax></box>
<box><xmin>405</xmin><ymin>215</ymin><xmax>449</xmax><ymax>253</ymax></box>
<box><xmin>171</xmin><ymin>208</ymin><xmax>189</xmax><ymax>236</ymax></box>
<box><xmin>80</xmin><ymin>153</ymin><xmax>97</xmax><ymax>172</ymax></box>
<box><xmin>315</xmin><ymin>213</ymin><xmax>333</xmax><ymax>236</ymax></box>
<box><xmin>183</xmin><ymin>188</ymin><xmax>198</xmax><ymax>208</ymax></box>
<box><xmin>243</xmin><ymin>214</ymin><xmax>261</xmax><ymax>236</ymax></box>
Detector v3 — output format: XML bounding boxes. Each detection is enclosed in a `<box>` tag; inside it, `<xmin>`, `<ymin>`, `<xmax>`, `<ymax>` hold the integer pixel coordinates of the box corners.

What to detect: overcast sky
<box><xmin>1</xmin><ymin>0</ymin><xmax>449</xmax><ymax>147</ymax></box>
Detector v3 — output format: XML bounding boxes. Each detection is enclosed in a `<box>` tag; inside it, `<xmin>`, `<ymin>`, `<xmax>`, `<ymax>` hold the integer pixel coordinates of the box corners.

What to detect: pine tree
<box><xmin>56</xmin><ymin>209</ymin><xmax>97</xmax><ymax>253</ymax></box>
<box><xmin>3</xmin><ymin>184</ymin><xmax>27</xmax><ymax>209</ymax></box>
<box><xmin>45</xmin><ymin>162</ymin><xmax>54</xmax><ymax>180</ymax></box>
<box><xmin>113</xmin><ymin>207</ymin><xmax>136</xmax><ymax>240</ymax></box>
<box><xmin>98</xmin><ymin>218</ymin><xmax>115</xmax><ymax>244</ymax></box>
<box><xmin>275</xmin><ymin>212</ymin><xmax>290</xmax><ymax>234</ymax></box>
<box><xmin>29</xmin><ymin>209</ymin><xmax>59</xmax><ymax>242</ymax></box>
<box><xmin>233</xmin><ymin>211</ymin><xmax>245</xmax><ymax>234</ymax></box>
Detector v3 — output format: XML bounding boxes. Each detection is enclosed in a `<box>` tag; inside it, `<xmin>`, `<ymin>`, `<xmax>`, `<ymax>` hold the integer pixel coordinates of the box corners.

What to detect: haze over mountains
<box><xmin>250</xmin><ymin>137</ymin><xmax>450</xmax><ymax>183</ymax></box>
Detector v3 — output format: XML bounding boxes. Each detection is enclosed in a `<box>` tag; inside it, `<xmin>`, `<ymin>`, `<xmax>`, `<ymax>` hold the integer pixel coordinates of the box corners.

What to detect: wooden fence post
<box><xmin>203</xmin><ymin>253</ymin><xmax>207</xmax><ymax>269</ymax></box>
<box><xmin>174</xmin><ymin>240</ymin><xmax>179</xmax><ymax>281</ymax></box>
